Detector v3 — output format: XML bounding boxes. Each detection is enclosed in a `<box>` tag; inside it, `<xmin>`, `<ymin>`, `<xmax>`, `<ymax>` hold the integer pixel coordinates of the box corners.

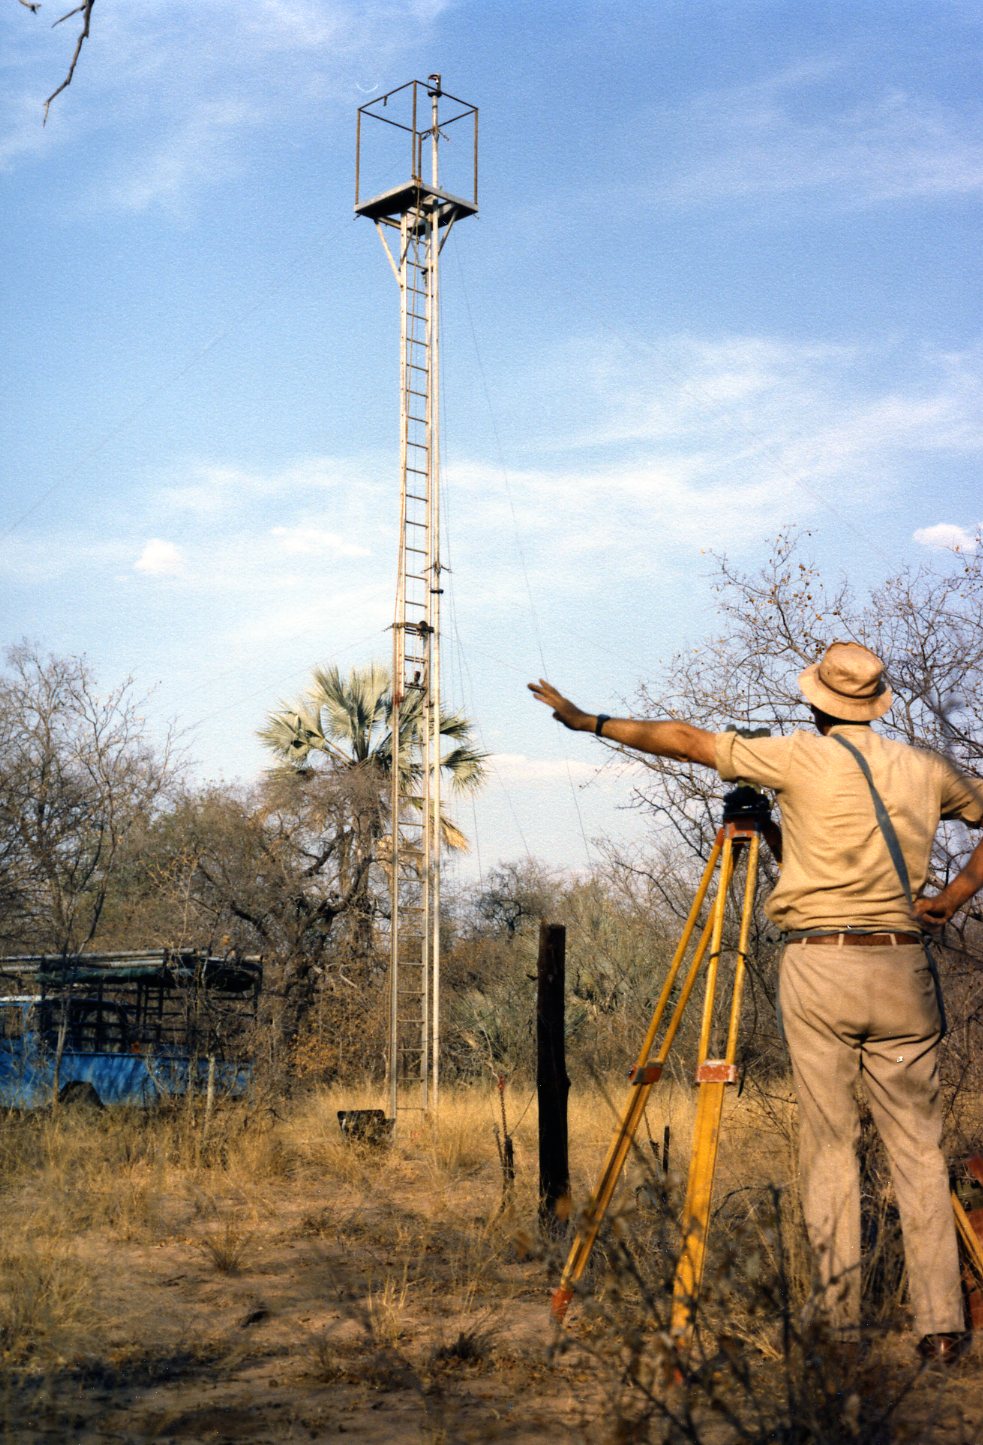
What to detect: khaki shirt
<box><xmin>714</xmin><ymin>725</ymin><xmax>983</xmax><ymax>932</ymax></box>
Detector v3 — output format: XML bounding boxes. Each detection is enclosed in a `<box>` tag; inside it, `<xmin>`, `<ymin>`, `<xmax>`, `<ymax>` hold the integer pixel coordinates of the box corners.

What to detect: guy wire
<box><xmin>452</xmin><ymin>240</ymin><xmax>595</xmax><ymax>868</ymax></box>
<box><xmin>439</xmin><ymin>278</ymin><xmax>540</xmax><ymax>867</ymax></box>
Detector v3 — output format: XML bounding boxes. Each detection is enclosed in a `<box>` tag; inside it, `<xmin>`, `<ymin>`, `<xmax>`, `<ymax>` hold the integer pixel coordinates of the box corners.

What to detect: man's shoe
<box><xmin>916</xmin><ymin>1332</ymin><xmax>971</xmax><ymax>1365</ymax></box>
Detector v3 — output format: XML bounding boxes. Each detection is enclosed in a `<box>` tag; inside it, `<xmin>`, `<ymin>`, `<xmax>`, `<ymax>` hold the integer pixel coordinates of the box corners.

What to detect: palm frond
<box><xmin>440</xmin><ymin>815</ymin><xmax>469</xmax><ymax>852</ymax></box>
<box><xmin>310</xmin><ymin>663</ymin><xmax>392</xmax><ymax>758</ymax></box>
<box><xmin>390</xmin><ymin>801</ymin><xmax>469</xmax><ymax>854</ymax></box>
<box><xmin>259</xmin><ymin>660</ymin><xmax>484</xmax><ymax>856</ymax></box>
<box><xmin>437</xmin><ymin>707</ymin><xmax>477</xmax><ymax>742</ymax></box>
<box><xmin>308</xmin><ymin>664</ymin><xmax>351</xmax><ymax>736</ymax></box>
<box><xmin>258</xmin><ymin>704</ymin><xmax>331</xmax><ymax>765</ymax></box>
<box><xmin>439</xmin><ymin>744</ymin><xmax>487</xmax><ymax>793</ymax></box>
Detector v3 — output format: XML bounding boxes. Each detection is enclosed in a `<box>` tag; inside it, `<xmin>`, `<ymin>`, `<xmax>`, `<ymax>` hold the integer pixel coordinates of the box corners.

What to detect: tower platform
<box><xmin>354</xmin><ymin>179</ymin><xmax>478</xmax><ymax>227</ymax></box>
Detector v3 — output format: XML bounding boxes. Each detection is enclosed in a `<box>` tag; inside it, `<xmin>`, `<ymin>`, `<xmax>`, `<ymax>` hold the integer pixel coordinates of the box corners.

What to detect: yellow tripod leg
<box><xmin>551</xmin><ymin>840</ymin><xmax>723</xmax><ymax>1321</ymax></box>
<box><xmin>671</xmin><ymin>833</ymin><xmax>759</xmax><ymax>1352</ymax></box>
<box><xmin>671</xmin><ymin>1078</ymin><xmax>728</xmax><ymax>1340</ymax></box>
<box><xmin>669</xmin><ymin>835</ymin><xmax>735</xmax><ymax>1345</ymax></box>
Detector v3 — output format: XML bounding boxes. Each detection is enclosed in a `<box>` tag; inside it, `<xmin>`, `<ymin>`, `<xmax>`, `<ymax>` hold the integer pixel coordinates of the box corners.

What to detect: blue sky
<box><xmin>2</xmin><ymin>0</ymin><xmax>981</xmax><ymax>884</ymax></box>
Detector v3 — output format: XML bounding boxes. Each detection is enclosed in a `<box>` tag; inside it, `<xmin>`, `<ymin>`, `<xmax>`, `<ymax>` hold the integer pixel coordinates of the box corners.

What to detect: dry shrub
<box><xmin>555</xmin><ymin>1182</ymin><xmax>927</xmax><ymax>1445</ymax></box>
<box><xmin>430</xmin><ymin>1321</ymin><xmax>496</xmax><ymax>1368</ymax></box>
<box><xmin>0</xmin><ymin>1111</ymin><xmax>168</xmax><ymax>1241</ymax></box>
<box><xmin>0</xmin><ymin>1241</ymin><xmax>94</xmax><ymax>1365</ymax></box>
<box><xmin>288</xmin><ymin>1029</ymin><xmax>343</xmax><ymax>1083</ymax></box>
<box><xmin>305</xmin><ymin>1332</ymin><xmax>423</xmax><ymax>1395</ymax></box>
<box><xmin>286</xmin><ymin>976</ymin><xmax>389</xmax><ymax>1085</ymax></box>
<box><xmin>198</xmin><ymin>1218</ymin><xmax>253</xmax><ymax>1275</ymax></box>
<box><xmin>367</xmin><ymin>1268</ymin><xmax>412</xmax><ymax>1346</ymax></box>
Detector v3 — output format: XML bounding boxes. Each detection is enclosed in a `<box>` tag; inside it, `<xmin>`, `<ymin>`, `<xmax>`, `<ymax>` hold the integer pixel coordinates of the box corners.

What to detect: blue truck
<box><xmin>0</xmin><ymin>950</ymin><xmax>262</xmax><ymax>1109</ymax></box>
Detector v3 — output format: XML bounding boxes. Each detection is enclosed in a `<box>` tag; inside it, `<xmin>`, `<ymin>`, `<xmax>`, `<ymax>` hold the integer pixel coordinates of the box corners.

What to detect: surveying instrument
<box><xmin>550</xmin><ymin>785</ymin><xmax>983</xmax><ymax>1352</ymax></box>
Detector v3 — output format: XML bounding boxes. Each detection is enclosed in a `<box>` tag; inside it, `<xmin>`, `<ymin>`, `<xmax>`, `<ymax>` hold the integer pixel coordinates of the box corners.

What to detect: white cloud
<box><xmin>649</xmin><ymin>64</ymin><xmax>983</xmax><ymax>208</ymax></box>
<box><xmin>913</xmin><ymin>522</ymin><xmax>980</xmax><ymax>552</ymax></box>
<box><xmin>227</xmin><ymin>580</ymin><xmax>391</xmax><ymax>651</ymax></box>
<box><xmin>240</xmin><ymin>0</ymin><xmax>454</xmax><ymax>54</ymax></box>
<box><xmin>449</xmin><ymin>333</ymin><xmax>983</xmax><ymax>584</ymax></box>
<box><xmin>134</xmin><ymin>539</ymin><xmax>185</xmax><ymax>576</ymax></box>
<box><xmin>10</xmin><ymin>329</ymin><xmax>977</xmax><ymax>635</ymax></box>
<box><xmin>161</xmin><ymin>457</ymin><xmax>372</xmax><ymax>516</ymax></box>
<box><xmin>0</xmin><ymin>91</ymin><xmax>51</xmax><ymax>173</ymax></box>
<box><xmin>0</xmin><ymin>535</ymin><xmax>131</xmax><ymax>583</ymax></box>
<box><xmin>108</xmin><ymin>100</ymin><xmax>260</xmax><ymax>215</ymax></box>
<box><xmin>488</xmin><ymin>753</ymin><xmax>611</xmax><ymax>786</ymax></box>
<box><xmin>162</xmin><ymin>466</ymin><xmax>248</xmax><ymax>517</ymax></box>
<box><xmin>271</xmin><ymin>524</ymin><xmax>371</xmax><ymax>557</ymax></box>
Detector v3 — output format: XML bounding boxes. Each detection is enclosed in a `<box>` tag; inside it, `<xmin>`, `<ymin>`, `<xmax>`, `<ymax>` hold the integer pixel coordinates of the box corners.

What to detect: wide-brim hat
<box><xmin>798</xmin><ymin>641</ymin><xmax>893</xmax><ymax>722</ymax></box>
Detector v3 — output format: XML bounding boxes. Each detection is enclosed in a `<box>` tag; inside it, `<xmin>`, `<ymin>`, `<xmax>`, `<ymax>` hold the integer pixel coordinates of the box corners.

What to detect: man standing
<box><xmin>529</xmin><ymin>641</ymin><xmax>983</xmax><ymax>1362</ymax></box>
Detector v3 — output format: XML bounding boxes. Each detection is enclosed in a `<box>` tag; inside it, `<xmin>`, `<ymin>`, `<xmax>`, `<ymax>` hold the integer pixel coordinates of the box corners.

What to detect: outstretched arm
<box><xmin>527</xmin><ymin>679</ymin><xmax>717</xmax><ymax>768</ymax></box>
<box><xmin>915</xmin><ymin>834</ymin><xmax>983</xmax><ymax>927</ymax></box>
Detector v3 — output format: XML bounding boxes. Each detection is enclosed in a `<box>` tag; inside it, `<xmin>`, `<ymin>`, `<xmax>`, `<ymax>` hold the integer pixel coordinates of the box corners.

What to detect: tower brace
<box><xmin>355</xmin><ymin>77</ymin><xmax>478</xmax><ymax>1123</ymax></box>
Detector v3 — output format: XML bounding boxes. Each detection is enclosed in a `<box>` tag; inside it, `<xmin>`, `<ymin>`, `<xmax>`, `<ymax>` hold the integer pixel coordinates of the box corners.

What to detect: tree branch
<box><xmin>43</xmin><ymin>0</ymin><xmax>94</xmax><ymax>124</ymax></box>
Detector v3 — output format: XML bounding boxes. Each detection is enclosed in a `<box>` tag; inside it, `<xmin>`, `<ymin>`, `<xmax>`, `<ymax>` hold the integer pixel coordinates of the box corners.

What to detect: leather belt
<box><xmin>799</xmin><ymin>932</ymin><xmax>922</xmax><ymax>947</ymax></box>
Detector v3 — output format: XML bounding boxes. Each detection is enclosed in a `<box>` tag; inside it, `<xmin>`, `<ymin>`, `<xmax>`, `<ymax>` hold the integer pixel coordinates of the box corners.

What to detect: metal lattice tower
<box><xmin>355</xmin><ymin>77</ymin><xmax>478</xmax><ymax>1123</ymax></box>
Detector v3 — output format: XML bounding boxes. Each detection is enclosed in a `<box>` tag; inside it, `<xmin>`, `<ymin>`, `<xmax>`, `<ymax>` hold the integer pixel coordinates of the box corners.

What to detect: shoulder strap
<box><xmin>829</xmin><ymin>733</ymin><xmax>945</xmax><ymax>1035</ymax></box>
<box><xmin>832</xmin><ymin>733</ymin><xmax>913</xmax><ymax>903</ymax></box>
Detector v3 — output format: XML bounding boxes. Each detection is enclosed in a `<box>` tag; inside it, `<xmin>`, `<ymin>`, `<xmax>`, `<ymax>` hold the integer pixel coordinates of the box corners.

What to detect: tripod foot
<box><xmin>551</xmin><ymin>1285</ymin><xmax>574</xmax><ymax>1322</ymax></box>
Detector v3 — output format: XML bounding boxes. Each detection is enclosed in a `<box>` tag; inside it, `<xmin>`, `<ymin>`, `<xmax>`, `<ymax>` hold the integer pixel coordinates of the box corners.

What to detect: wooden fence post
<box><xmin>537</xmin><ymin>921</ymin><xmax>569</xmax><ymax>1235</ymax></box>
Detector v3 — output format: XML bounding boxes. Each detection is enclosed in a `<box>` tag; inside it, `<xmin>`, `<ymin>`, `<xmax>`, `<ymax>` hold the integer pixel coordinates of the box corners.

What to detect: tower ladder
<box><xmin>355</xmin><ymin>76</ymin><xmax>479</xmax><ymax>1127</ymax></box>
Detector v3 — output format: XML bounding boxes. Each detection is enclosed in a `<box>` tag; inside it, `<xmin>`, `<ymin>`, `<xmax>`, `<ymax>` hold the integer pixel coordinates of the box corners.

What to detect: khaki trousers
<box><xmin>779</xmin><ymin>941</ymin><xmax>963</xmax><ymax>1337</ymax></box>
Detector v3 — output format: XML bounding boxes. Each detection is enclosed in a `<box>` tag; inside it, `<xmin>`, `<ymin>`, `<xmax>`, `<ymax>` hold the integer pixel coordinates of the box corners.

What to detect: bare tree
<box><xmin>0</xmin><ymin>642</ymin><xmax>175</xmax><ymax>955</ymax></box>
<box><xmin>118</xmin><ymin>768</ymin><xmax>397</xmax><ymax>1048</ymax></box>
<box><xmin>626</xmin><ymin>529</ymin><xmax>983</xmax><ymax>895</ymax></box>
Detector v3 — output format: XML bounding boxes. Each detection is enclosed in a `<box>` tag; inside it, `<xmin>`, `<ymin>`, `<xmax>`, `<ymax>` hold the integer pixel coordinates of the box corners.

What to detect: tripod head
<box><xmin>721</xmin><ymin>784</ymin><xmax>772</xmax><ymax>829</ymax></box>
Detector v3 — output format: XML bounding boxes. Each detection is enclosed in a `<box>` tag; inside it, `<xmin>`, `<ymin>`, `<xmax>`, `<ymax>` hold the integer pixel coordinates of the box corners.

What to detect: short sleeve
<box><xmin>938</xmin><ymin>759</ymin><xmax>983</xmax><ymax>825</ymax></box>
<box><xmin>714</xmin><ymin>731</ymin><xmax>796</xmax><ymax>791</ymax></box>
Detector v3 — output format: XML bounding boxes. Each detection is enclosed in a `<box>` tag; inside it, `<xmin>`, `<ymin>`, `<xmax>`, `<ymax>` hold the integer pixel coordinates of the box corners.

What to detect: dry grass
<box><xmin>0</xmin><ymin>1082</ymin><xmax>977</xmax><ymax>1442</ymax></box>
<box><xmin>0</xmin><ymin>1241</ymin><xmax>95</xmax><ymax>1366</ymax></box>
<box><xmin>199</xmin><ymin>1218</ymin><xmax>254</xmax><ymax>1275</ymax></box>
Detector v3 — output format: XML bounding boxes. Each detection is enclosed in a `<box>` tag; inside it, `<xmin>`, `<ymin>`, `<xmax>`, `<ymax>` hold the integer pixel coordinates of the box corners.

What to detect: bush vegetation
<box><xmin>0</xmin><ymin>1084</ymin><xmax>979</xmax><ymax>1440</ymax></box>
<box><xmin>0</xmin><ymin>532</ymin><xmax>981</xmax><ymax>1436</ymax></box>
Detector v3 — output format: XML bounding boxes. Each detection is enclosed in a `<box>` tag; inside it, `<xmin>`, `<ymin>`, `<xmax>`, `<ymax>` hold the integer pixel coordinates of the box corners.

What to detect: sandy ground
<box><xmin>3</xmin><ymin>1185</ymin><xmax>597</xmax><ymax>1442</ymax></box>
<box><xmin>2</xmin><ymin>1093</ymin><xmax>982</xmax><ymax>1443</ymax></box>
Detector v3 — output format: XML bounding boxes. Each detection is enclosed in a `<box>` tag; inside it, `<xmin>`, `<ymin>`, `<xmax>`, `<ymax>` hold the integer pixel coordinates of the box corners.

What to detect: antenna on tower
<box><xmin>355</xmin><ymin>80</ymin><xmax>479</xmax><ymax>1128</ymax></box>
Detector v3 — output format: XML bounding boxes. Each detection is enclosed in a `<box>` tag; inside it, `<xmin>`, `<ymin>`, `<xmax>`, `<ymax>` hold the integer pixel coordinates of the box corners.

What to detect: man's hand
<box><xmin>527</xmin><ymin>680</ymin><xmax>594</xmax><ymax>733</ymax></box>
<box><xmin>915</xmin><ymin>836</ymin><xmax>983</xmax><ymax>927</ymax></box>
<box><xmin>916</xmin><ymin>888</ymin><xmax>967</xmax><ymax>928</ymax></box>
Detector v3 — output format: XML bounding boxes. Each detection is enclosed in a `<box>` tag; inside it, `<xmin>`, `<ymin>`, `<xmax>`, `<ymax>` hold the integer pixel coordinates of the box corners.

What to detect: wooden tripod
<box><xmin>550</xmin><ymin>787</ymin><xmax>765</xmax><ymax>1353</ymax></box>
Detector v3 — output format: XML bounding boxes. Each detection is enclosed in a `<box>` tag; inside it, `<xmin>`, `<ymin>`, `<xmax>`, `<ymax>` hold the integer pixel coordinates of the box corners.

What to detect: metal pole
<box><xmin>429</xmin><ymin>80</ymin><xmax>442</xmax><ymax>1116</ymax></box>
<box><xmin>387</xmin><ymin>207</ymin><xmax>412</xmax><ymax>1123</ymax></box>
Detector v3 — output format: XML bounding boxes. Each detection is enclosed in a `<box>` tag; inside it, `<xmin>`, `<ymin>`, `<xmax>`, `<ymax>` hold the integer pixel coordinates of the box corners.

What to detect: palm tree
<box><xmin>259</xmin><ymin>662</ymin><xmax>486</xmax><ymax>943</ymax></box>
